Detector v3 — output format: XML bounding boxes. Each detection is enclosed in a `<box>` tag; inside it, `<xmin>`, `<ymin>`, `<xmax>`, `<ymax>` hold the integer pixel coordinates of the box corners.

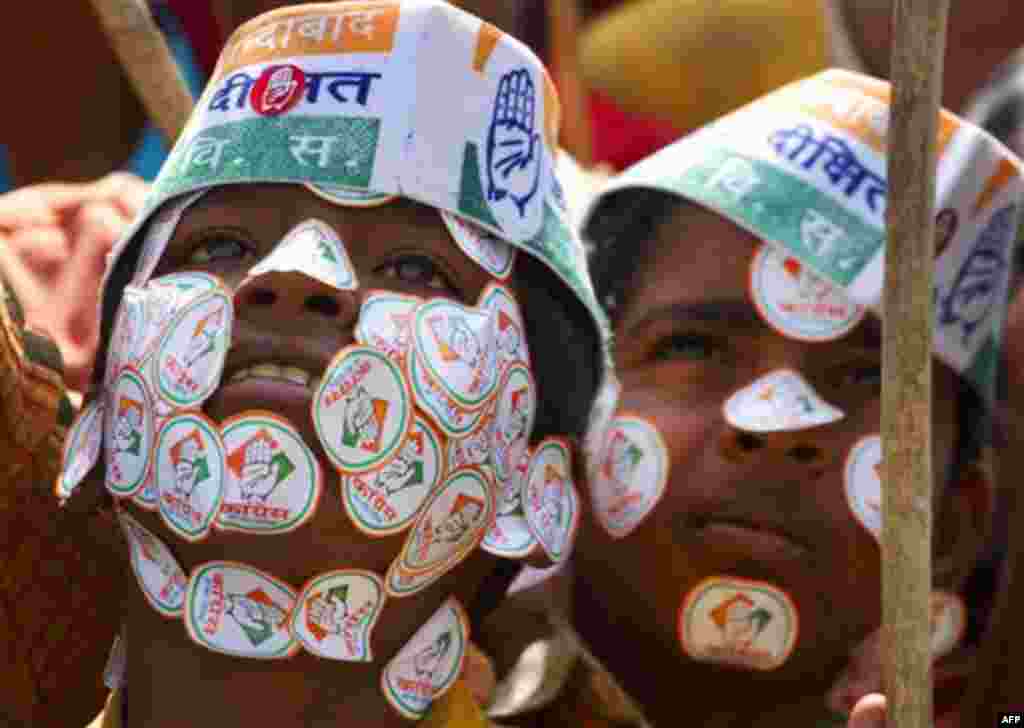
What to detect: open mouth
<box><xmin>225</xmin><ymin>362</ymin><xmax>323</xmax><ymax>392</ymax></box>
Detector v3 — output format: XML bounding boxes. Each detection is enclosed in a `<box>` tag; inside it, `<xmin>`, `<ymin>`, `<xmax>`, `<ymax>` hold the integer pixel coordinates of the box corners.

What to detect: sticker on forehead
<box><xmin>105</xmin><ymin>286</ymin><xmax>149</xmax><ymax>388</ymax></box>
<box><xmin>440</xmin><ymin>210</ymin><xmax>516</xmax><ymax>280</ymax></box>
<box><xmin>398</xmin><ymin>467</ymin><xmax>494</xmax><ymax>576</ymax></box>
<box><xmin>409</xmin><ymin>350</ymin><xmax>484</xmax><ymax>438</ymax></box>
<box><xmin>749</xmin><ymin>243</ymin><xmax>865</xmax><ymax>342</ymax></box>
<box><xmin>930</xmin><ymin>591</ymin><xmax>966</xmax><ymax>659</ymax></box>
<box><xmin>413</xmin><ymin>299</ymin><xmax>500</xmax><ymax>411</ymax></box>
<box><xmin>478</xmin><ymin>282</ymin><xmax>530</xmax><ymax>369</ymax></box>
<box><xmin>155</xmin><ymin>412</ymin><xmax>225</xmax><ymax>542</ymax></box>
<box><xmin>117</xmin><ymin>509</ymin><xmax>188</xmax><ymax>618</ymax></box>
<box><xmin>219</xmin><ymin>412</ymin><xmax>323</xmax><ymax>535</ymax></box>
<box><xmin>523</xmin><ymin>439</ymin><xmax>579</xmax><ymax>563</ymax></box>
<box><xmin>679</xmin><ymin>577</ymin><xmax>799</xmax><ymax>671</ymax></box>
<box><xmin>291</xmin><ymin>570</ymin><xmax>385</xmax><ymax>662</ymax></box>
<box><xmin>481</xmin><ymin>513</ymin><xmax>537</xmax><ymax>558</ymax></box>
<box><xmin>245</xmin><ymin>219</ymin><xmax>358</xmax><ymax>292</ymax></box>
<box><xmin>313</xmin><ymin>345</ymin><xmax>412</xmax><ymax>473</ymax></box>
<box><xmin>132</xmin><ymin>191</ymin><xmax>207</xmax><ymax>285</ymax></box>
<box><xmin>724</xmin><ymin>369</ymin><xmax>844</xmax><ymax>433</ymax></box>
<box><xmin>844</xmin><ymin>433</ymin><xmax>882</xmax><ymax>542</ymax></box>
<box><xmin>343</xmin><ymin>416</ymin><xmax>444</xmax><ymax>537</ymax></box>
<box><xmin>355</xmin><ymin>290</ymin><xmax>421</xmax><ymax>364</ymax></box>
<box><xmin>591</xmin><ymin>414</ymin><xmax>670</xmax><ymax>540</ymax></box>
<box><xmin>105</xmin><ymin>367</ymin><xmax>155</xmax><ymax>496</ymax></box>
<box><xmin>381</xmin><ymin>597</ymin><xmax>469</xmax><ymax>720</ymax></box>
<box><xmin>57</xmin><ymin>398</ymin><xmax>104</xmax><ymax>500</ymax></box>
<box><xmin>491</xmin><ymin>364</ymin><xmax>536</xmax><ymax>485</ymax></box>
<box><xmin>306</xmin><ymin>182</ymin><xmax>398</xmax><ymax>208</ymax></box>
<box><xmin>185</xmin><ymin>561</ymin><xmax>300</xmax><ymax>659</ymax></box>
<box><xmin>154</xmin><ymin>290</ymin><xmax>233</xmax><ymax>408</ymax></box>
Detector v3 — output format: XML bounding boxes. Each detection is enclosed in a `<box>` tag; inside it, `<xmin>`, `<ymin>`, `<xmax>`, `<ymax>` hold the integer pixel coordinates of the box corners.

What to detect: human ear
<box><xmin>933</xmin><ymin>455</ymin><xmax>994</xmax><ymax>589</ymax></box>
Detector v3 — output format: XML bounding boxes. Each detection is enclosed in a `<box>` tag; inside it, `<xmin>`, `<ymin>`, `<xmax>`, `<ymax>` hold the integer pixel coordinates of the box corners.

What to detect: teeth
<box><xmin>282</xmin><ymin>366</ymin><xmax>310</xmax><ymax>387</ymax></box>
<box><xmin>228</xmin><ymin>362</ymin><xmax>318</xmax><ymax>388</ymax></box>
<box><xmin>250</xmin><ymin>363</ymin><xmax>281</xmax><ymax>379</ymax></box>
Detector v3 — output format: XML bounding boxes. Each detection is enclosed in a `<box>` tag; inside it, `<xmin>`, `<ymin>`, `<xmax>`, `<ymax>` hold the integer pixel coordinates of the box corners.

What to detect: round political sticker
<box><xmin>496</xmin><ymin>448</ymin><xmax>530</xmax><ymax>516</ymax></box>
<box><xmin>57</xmin><ymin>398</ymin><xmax>104</xmax><ymax>499</ymax></box>
<box><xmin>155</xmin><ymin>412</ymin><xmax>225</xmax><ymax>542</ymax></box>
<box><xmin>523</xmin><ymin>439</ymin><xmax>579</xmax><ymax>563</ymax></box>
<box><xmin>447</xmin><ymin>415</ymin><xmax>494</xmax><ymax>474</ymax></box>
<box><xmin>409</xmin><ymin>350</ymin><xmax>484</xmax><ymax>438</ymax></box>
<box><xmin>478</xmin><ymin>283</ymin><xmax>530</xmax><ymax>369</ymax></box>
<box><xmin>749</xmin><ymin>244</ymin><xmax>865</xmax><ymax>343</ymax></box>
<box><xmin>844</xmin><ymin>434</ymin><xmax>882</xmax><ymax>542</ymax></box>
<box><xmin>343</xmin><ymin>416</ymin><xmax>444</xmax><ymax>537</ymax></box>
<box><xmin>679</xmin><ymin>577</ymin><xmax>799</xmax><ymax>671</ymax></box>
<box><xmin>118</xmin><ymin>510</ymin><xmax>188</xmax><ymax>618</ymax></box>
<box><xmin>185</xmin><ymin>561</ymin><xmax>300</xmax><ymax>659</ymax></box>
<box><xmin>490</xmin><ymin>363</ymin><xmax>536</xmax><ymax>484</ymax></box>
<box><xmin>930</xmin><ymin>591</ymin><xmax>966</xmax><ymax>659</ymax></box>
<box><xmin>355</xmin><ymin>290</ymin><xmax>421</xmax><ymax>364</ymax></box>
<box><xmin>381</xmin><ymin>598</ymin><xmax>469</xmax><ymax>720</ymax></box>
<box><xmin>398</xmin><ymin>467</ymin><xmax>494</xmax><ymax>576</ymax></box>
<box><xmin>481</xmin><ymin>513</ymin><xmax>537</xmax><ymax>558</ymax></box>
<box><xmin>413</xmin><ymin>299</ymin><xmax>500</xmax><ymax>411</ymax></box>
<box><xmin>105</xmin><ymin>367</ymin><xmax>155</xmax><ymax>497</ymax></box>
<box><xmin>723</xmin><ymin>369</ymin><xmax>844</xmax><ymax>433</ymax></box>
<box><xmin>244</xmin><ymin>219</ymin><xmax>358</xmax><ymax>292</ymax></box>
<box><xmin>583</xmin><ymin>373</ymin><xmax>621</xmax><ymax>481</ymax></box>
<box><xmin>590</xmin><ymin>414</ymin><xmax>670</xmax><ymax>540</ymax></box>
<box><xmin>154</xmin><ymin>291</ymin><xmax>233</xmax><ymax>408</ymax></box>
<box><xmin>313</xmin><ymin>346</ymin><xmax>412</xmax><ymax>474</ymax></box>
<box><xmin>291</xmin><ymin>570</ymin><xmax>386</xmax><ymax>661</ymax></box>
<box><xmin>385</xmin><ymin>557</ymin><xmax>448</xmax><ymax>599</ymax></box>
<box><xmin>251</xmin><ymin>64</ymin><xmax>306</xmax><ymax>116</ymax></box>
<box><xmin>306</xmin><ymin>182</ymin><xmax>398</xmax><ymax>208</ymax></box>
<box><xmin>132</xmin><ymin>470</ymin><xmax>160</xmax><ymax>511</ymax></box>
<box><xmin>219</xmin><ymin>412</ymin><xmax>323</xmax><ymax>534</ymax></box>
<box><xmin>441</xmin><ymin>210</ymin><xmax>516</xmax><ymax>280</ymax></box>
<box><xmin>106</xmin><ymin>286</ymin><xmax>149</xmax><ymax>387</ymax></box>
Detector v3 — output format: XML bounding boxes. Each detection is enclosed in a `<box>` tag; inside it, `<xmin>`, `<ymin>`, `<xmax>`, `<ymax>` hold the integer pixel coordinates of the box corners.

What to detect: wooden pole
<box><xmin>87</xmin><ymin>0</ymin><xmax>194</xmax><ymax>145</ymax></box>
<box><xmin>883</xmin><ymin>1</ymin><xmax>950</xmax><ymax>727</ymax></box>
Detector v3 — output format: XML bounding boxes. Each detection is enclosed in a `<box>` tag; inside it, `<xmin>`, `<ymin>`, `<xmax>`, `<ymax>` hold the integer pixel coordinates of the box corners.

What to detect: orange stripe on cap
<box><xmin>973</xmin><ymin>157</ymin><xmax>1020</xmax><ymax>218</ymax></box>
<box><xmin>472</xmin><ymin>22</ymin><xmax>502</xmax><ymax>73</ymax></box>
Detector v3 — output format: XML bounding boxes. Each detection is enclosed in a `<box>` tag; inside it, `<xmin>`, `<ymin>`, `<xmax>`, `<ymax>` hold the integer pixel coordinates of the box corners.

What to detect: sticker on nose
<box><xmin>155</xmin><ymin>412</ymin><xmax>225</xmax><ymax>542</ymax></box>
<box><xmin>478</xmin><ymin>283</ymin><xmax>530</xmax><ymax>369</ymax></box>
<box><xmin>381</xmin><ymin>597</ymin><xmax>469</xmax><ymax>720</ymax></box>
<box><xmin>523</xmin><ymin>438</ymin><xmax>579</xmax><ymax>564</ymax></box>
<box><xmin>591</xmin><ymin>414</ymin><xmax>670</xmax><ymax>540</ymax></box>
<box><xmin>154</xmin><ymin>290</ymin><xmax>233</xmax><ymax>409</ymax></box>
<box><xmin>185</xmin><ymin>561</ymin><xmax>300</xmax><ymax>660</ymax></box>
<box><xmin>105</xmin><ymin>367</ymin><xmax>155</xmax><ymax>497</ymax></box>
<box><xmin>723</xmin><ymin>369</ymin><xmax>844</xmax><ymax>433</ymax></box>
<box><xmin>678</xmin><ymin>577</ymin><xmax>799</xmax><ymax>671</ymax></box>
<box><xmin>57</xmin><ymin>398</ymin><xmax>104</xmax><ymax>500</ymax></box>
<box><xmin>245</xmin><ymin>219</ymin><xmax>359</xmax><ymax>292</ymax></box>
<box><xmin>291</xmin><ymin>570</ymin><xmax>386</xmax><ymax>661</ymax></box>
<box><xmin>219</xmin><ymin>412</ymin><xmax>323</xmax><ymax>535</ymax></box>
<box><xmin>490</xmin><ymin>363</ymin><xmax>537</xmax><ymax>487</ymax></box>
<box><xmin>355</xmin><ymin>291</ymin><xmax>421</xmax><ymax>365</ymax></box>
<box><xmin>440</xmin><ymin>210</ymin><xmax>516</xmax><ymax>281</ymax></box>
<box><xmin>929</xmin><ymin>591</ymin><xmax>966</xmax><ymax>659</ymax></box>
<box><xmin>749</xmin><ymin>243</ymin><xmax>865</xmax><ymax>342</ymax></box>
<box><xmin>844</xmin><ymin>434</ymin><xmax>882</xmax><ymax>542</ymax></box>
<box><xmin>413</xmin><ymin>299</ymin><xmax>500</xmax><ymax>411</ymax></box>
<box><xmin>342</xmin><ymin>416</ymin><xmax>444</xmax><ymax>537</ymax></box>
<box><xmin>397</xmin><ymin>467</ymin><xmax>494</xmax><ymax>576</ymax></box>
<box><xmin>117</xmin><ymin>509</ymin><xmax>188</xmax><ymax>618</ymax></box>
<box><xmin>409</xmin><ymin>350</ymin><xmax>485</xmax><ymax>438</ymax></box>
<box><xmin>306</xmin><ymin>182</ymin><xmax>398</xmax><ymax>208</ymax></box>
<box><xmin>313</xmin><ymin>345</ymin><xmax>413</xmax><ymax>474</ymax></box>
<box><xmin>481</xmin><ymin>513</ymin><xmax>537</xmax><ymax>558</ymax></box>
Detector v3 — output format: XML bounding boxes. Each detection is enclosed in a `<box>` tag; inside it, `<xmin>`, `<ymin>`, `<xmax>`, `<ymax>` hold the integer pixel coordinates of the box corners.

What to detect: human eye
<box><xmin>186</xmin><ymin>229</ymin><xmax>254</xmax><ymax>267</ymax></box>
<box><xmin>376</xmin><ymin>253</ymin><xmax>456</xmax><ymax>294</ymax></box>
<box><xmin>650</xmin><ymin>332</ymin><xmax>724</xmax><ymax>363</ymax></box>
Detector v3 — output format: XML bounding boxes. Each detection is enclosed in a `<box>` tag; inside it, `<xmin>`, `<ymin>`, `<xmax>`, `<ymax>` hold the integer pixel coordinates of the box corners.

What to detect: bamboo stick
<box><xmin>87</xmin><ymin>0</ymin><xmax>194</xmax><ymax>145</ymax></box>
<box><xmin>883</xmin><ymin>1</ymin><xmax>951</xmax><ymax>727</ymax></box>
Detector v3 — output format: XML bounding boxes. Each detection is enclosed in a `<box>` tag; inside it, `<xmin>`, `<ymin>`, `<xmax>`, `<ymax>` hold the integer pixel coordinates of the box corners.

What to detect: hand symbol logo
<box><xmin>240</xmin><ymin>436</ymin><xmax>284</xmax><ymax>502</ymax></box>
<box><xmin>486</xmin><ymin>68</ymin><xmax>542</xmax><ymax>218</ymax></box>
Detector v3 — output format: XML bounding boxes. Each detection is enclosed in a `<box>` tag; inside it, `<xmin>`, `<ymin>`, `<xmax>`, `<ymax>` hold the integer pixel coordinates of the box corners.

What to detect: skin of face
<box><xmin>572</xmin><ymin>202</ymin><xmax>975</xmax><ymax>725</ymax></box>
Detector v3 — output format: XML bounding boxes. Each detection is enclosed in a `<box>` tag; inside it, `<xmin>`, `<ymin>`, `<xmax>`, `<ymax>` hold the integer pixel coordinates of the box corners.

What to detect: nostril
<box><xmin>786</xmin><ymin>444</ymin><xmax>822</xmax><ymax>463</ymax></box>
<box><xmin>305</xmin><ymin>294</ymin><xmax>342</xmax><ymax>317</ymax></box>
<box><xmin>736</xmin><ymin>432</ymin><xmax>764</xmax><ymax>452</ymax></box>
<box><xmin>244</xmin><ymin>288</ymin><xmax>277</xmax><ymax>307</ymax></box>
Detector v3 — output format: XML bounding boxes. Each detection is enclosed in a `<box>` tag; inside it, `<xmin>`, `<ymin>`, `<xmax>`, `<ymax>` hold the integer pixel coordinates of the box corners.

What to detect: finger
<box><xmin>495</xmin><ymin>73</ymin><xmax>511</xmax><ymax>124</ymax></box>
<box><xmin>88</xmin><ymin>173</ymin><xmax>149</xmax><ymax>220</ymax></box>
<box><xmin>848</xmin><ymin>694</ymin><xmax>887</xmax><ymax>728</ymax></box>
<box><xmin>523</xmin><ymin>74</ymin><xmax>536</xmax><ymax>134</ymax></box>
<box><xmin>5</xmin><ymin>225</ymin><xmax>72</xmax><ymax>281</ymax></box>
<box><xmin>0</xmin><ymin>182</ymin><xmax>98</xmax><ymax>229</ymax></box>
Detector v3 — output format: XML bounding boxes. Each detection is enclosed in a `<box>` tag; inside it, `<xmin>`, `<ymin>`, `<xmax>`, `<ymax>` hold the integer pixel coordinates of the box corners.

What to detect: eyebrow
<box><xmin>625</xmin><ymin>299</ymin><xmax>765</xmax><ymax>335</ymax></box>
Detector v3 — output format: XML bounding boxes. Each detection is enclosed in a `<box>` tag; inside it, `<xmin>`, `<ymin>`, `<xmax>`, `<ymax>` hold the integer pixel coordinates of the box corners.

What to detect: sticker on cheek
<box><xmin>105</xmin><ymin>367</ymin><xmax>156</xmax><ymax>497</ymax></box>
<box><xmin>491</xmin><ymin>364</ymin><xmax>537</xmax><ymax>486</ymax></box>
<box><xmin>291</xmin><ymin>570</ymin><xmax>386</xmax><ymax>662</ymax></box>
<box><xmin>723</xmin><ymin>369</ymin><xmax>844</xmax><ymax>433</ymax></box>
<box><xmin>929</xmin><ymin>591</ymin><xmax>966</xmax><ymax>659</ymax></box>
<box><xmin>57</xmin><ymin>398</ymin><xmax>104</xmax><ymax>500</ymax></box>
<box><xmin>132</xmin><ymin>191</ymin><xmax>207</xmax><ymax>285</ymax></box>
<box><xmin>185</xmin><ymin>561</ymin><xmax>300</xmax><ymax>660</ymax></box>
<box><xmin>590</xmin><ymin>414</ymin><xmax>670</xmax><ymax>540</ymax></box>
<box><xmin>478</xmin><ymin>283</ymin><xmax>530</xmax><ymax>370</ymax></box>
<box><xmin>381</xmin><ymin>597</ymin><xmax>469</xmax><ymax>720</ymax></box>
<box><xmin>313</xmin><ymin>345</ymin><xmax>413</xmax><ymax>474</ymax></box>
<box><xmin>385</xmin><ymin>557</ymin><xmax>448</xmax><ymax>599</ymax></box>
<box><xmin>154</xmin><ymin>291</ymin><xmax>233</xmax><ymax>408</ymax></box>
<box><xmin>749</xmin><ymin>243</ymin><xmax>865</xmax><ymax>343</ymax></box>
<box><xmin>495</xmin><ymin>448</ymin><xmax>530</xmax><ymax>515</ymax></box>
<box><xmin>844</xmin><ymin>434</ymin><xmax>882</xmax><ymax>542</ymax></box>
<box><xmin>245</xmin><ymin>219</ymin><xmax>358</xmax><ymax>292</ymax></box>
<box><xmin>409</xmin><ymin>350</ymin><xmax>485</xmax><ymax>438</ymax></box>
<box><xmin>481</xmin><ymin>513</ymin><xmax>537</xmax><ymax>558</ymax></box>
<box><xmin>678</xmin><ymin>577</ymin><xmax>799</xmax><ymax>671</ymax></box>
<box><xmin>117</xmin><ymin>509</ymin><xmax>188</xmax><ymax>618</ymax></box>
<box><xmin>132</xmin><ymin>470</ymin><xmax>159</xmax><ymax>511</ymax></box>
<box><xmin>523</xmin><ymin>439</ymin><xmax>579</xmax><ymax>564</ymax></box>
<box><xmin>413</xmin><ymin>299</ymin><xmax>500</xmax><ymax>411</ymax></box>
<box><xmin>305</xmin><ymin>182</ymin><xmax>398</xmax><ymax>208</ymax></box>
<box><xmin>440</xmin><ymin>210</ymin><xmax>516</xmax><ymax>280</ymax></box>
<box><xmin>105</xmin><ymin>286</ymin><xmax>149</xmax><ymax>388</ymax></box>
<box><xmin>355</xmin><ymin>291</ymin><xmax>421</xmax><ymax>365</ymax></box>
<box><xmin>343</xmin><ymin>416</ymin><xmax>445</xmax><ymax>537</ymax></box>
<box><xmin>219</xmin><ymin>412</ymin><xmax>323</xmax><ymax>535</ymax></box>
<box><xmin>155</xmin><ymin>412</ymin><xmax>225</xmax><ymax>542</ymax></box>
<box><xmin>447</xmin><ymin>415</ymin><xmax>494</xmax><ymax>474</ymax></box>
